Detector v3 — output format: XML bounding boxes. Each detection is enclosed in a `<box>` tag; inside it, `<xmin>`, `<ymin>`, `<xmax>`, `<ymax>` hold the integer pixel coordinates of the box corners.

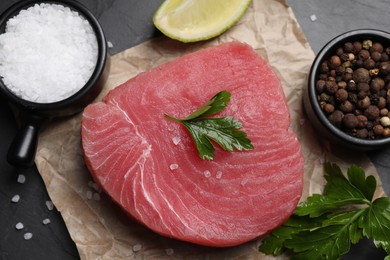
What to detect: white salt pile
<box><xmin>0</xmin><ymin>3</ymin><xmax>98</xmax><ymax>103</ymax></box>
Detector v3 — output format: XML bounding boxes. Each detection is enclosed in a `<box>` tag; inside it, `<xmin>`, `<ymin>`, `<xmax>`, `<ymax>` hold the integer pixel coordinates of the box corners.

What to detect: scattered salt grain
<box><xmin>204</xmin><ymin>170</ymin><xmax>211</xmax><ymax>178</ymax></box>
<box><xmin>165</xmin><ymin>248</ymin><xmax>174</xmax><ymax>256</ymax></box>
<box><xmin>42</xmin><ymin>218</ymin><xmax>51</xmax><ymax>225</ymax></box>
<box><xmin>170</xmin><ymin>163</ymin><xmax>179</xmax><ymax>170</ymax></box>
<box><xmin>93</xmin><ymin>192</ymin><xmax>101</xmax><ymax>201</ymax></box>
<box><xmin>17</xmin><ymin>174</ymin><xmax>26</xmax><ymax>184</ymax></box>
<box><xmin>0</xmin><ymin>3</ymin><xmax>98</xmax><ymax>103</ymax></box>
<box><xmin>15</xmin><ymin>222</ymin><xmax>24</xmax><ymax>230</ymax></box>
<box><xmin>241</xmin><ymin>178</ymin><xmax>248</xmax><ymax>186</ymax></box>
<box><xmin>24</xmin><ymin>232</ymin><xmax>33</xmax><ymax>240</ymax></box>
<box><xmin>132</xmin><ymin>244</ymin><xmax>142</xmax><ymax>252</ymax></box>
<box><xmin>86</xmin><ymin>190</ymin><xmax>93</xmax><ymax>199</ymax></box>
<box><xmin>11</xmin><ymin>194</ymin><xmax>20</xmax><ymax>203</ymax></box>
<box><xmin>216</xmin><ymin>171</ymin><xmax>223</xmax><ymax>179</ymax></box>
<box><xmin>172</xmin><ymin>136</ymin><xmax>181</xmax><ymax>145</ymax></box>
<box><xmin>45</xmin><ymin>200</ymin><xmax>54</xmax><ymax>211</ymax></box>
<box><xmin>107</xmin><ymin>41</ymin><xmax>114</xmax><ymax>48</ymax></box>
<box><xmin>88</xmin><ymin>181</ymin><xmax>101</xmax><ymax>192</ymax></box>
<box><xmin>310</xmin><ymin>14</ymin><xmax>317</xmax><ymax>22</ymax></box>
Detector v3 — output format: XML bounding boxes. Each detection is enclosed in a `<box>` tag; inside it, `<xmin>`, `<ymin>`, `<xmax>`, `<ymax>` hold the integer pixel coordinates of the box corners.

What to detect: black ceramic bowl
<box><xmin>303</xmin><ymin>29</ymin><xmax>390</xmax><ymax>150</ymax></box>
<box><xmin>0</xmin><ymin>0</ymin><xmax>110</xmax><ymax>167</ymax></box>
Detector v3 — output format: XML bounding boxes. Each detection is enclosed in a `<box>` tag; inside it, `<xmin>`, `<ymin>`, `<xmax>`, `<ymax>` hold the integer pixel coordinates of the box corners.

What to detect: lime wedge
<box><xmin>153</xmin><ymin>0</ymin><xmax>252</xmax><ymax>43</ymax></box>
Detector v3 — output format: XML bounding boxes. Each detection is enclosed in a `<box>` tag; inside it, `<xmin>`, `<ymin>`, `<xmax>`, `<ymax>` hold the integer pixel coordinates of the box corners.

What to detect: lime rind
<box><xmin>153</xmin><ymin>0</ymin><xmax>252</xmax><ymax>43</ymax></box>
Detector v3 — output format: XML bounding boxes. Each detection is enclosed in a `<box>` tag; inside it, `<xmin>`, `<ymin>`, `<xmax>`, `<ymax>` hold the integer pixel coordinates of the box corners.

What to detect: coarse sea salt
<box><xmin>11</xmin><ymin>194</ymin><xmax>20</xmax><ymax>203</ymax></box>
<box><xmin>132</xmin><ymin>244</ymin><xmax>142</xmax><ymax>252</ymax></box>
<box><xmin>170</xmin><ymin>163</ymin><xmax>178</xmax><ymax>170</ymax></box>
<box><xmin>45</xmin><ymin>200</ymin><xmax>54</xmax><ymax>211</ymax></box>
<box><xmin>0</xmin><ymin>3</ymin><xmax>98</xmax><ymax>103</ymax></box>
<box><xmin>23</xmin><ymin>232</ymin><xmax>33</xmax><ymax>240</ymax></box>
<box><xmin>42</xmin><ymin>218</ymin><xmax>51</xmax><ymax>225</ymax></box>
<box><xmin>17</xmin><ymin>174</ymin><xmax>26</xmax><ymax>184</ymax></box>
<box><xmin>15</xmin><ymin>222</ymin><xmax>24</xmax><ymax>230</ymax></box>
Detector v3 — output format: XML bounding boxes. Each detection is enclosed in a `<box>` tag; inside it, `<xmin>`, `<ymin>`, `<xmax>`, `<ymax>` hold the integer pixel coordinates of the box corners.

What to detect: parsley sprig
<box><xmin>164</xmin><ymin>90</ymin><xmax>254</xmax><ymax>160</ymax></box>
<box><xmin>259</xmin><ymin>162</ymin><xmax>390</xmax><ymax>260</ymax></box>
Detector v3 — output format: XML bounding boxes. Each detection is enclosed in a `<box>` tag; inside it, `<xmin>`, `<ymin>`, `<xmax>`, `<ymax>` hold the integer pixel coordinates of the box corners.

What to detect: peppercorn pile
<box><xmin>317</xmin><ymin>39</ymin><xmax>390</xmax><ymax>139</ymax></box>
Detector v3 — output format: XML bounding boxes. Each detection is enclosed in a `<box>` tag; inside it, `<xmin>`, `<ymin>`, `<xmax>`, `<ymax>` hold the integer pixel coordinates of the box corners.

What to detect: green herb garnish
<box><xmin>259</xmin><ymin>162</ymin><xmax>390</xmax><ymax>260</ymax></box>
<box><xmin>164</xmin><ymin>90</ymin><xmax>254</xmax><ymax>160</ymax></box>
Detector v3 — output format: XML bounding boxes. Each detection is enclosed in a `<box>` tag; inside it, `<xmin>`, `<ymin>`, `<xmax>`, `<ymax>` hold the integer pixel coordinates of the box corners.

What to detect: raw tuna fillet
<box><xmin>81</xmin><ymin>42</ymin><xmax>304</xmax><ymax>247</ymax></box>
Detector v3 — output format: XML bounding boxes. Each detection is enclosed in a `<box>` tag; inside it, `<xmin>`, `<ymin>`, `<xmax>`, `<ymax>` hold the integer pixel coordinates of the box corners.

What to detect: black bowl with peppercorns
<box><xmin>303</xmin><ymin>29</ymin><xmax>390</xmax><ymax>150</ymax></box>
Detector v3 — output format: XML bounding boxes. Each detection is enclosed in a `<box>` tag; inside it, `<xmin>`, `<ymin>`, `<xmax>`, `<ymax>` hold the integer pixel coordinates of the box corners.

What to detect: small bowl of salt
<box><xmin>0</xmin><ymin>0</ymin><xmax>110</xmax><ymax>167</ymax></box>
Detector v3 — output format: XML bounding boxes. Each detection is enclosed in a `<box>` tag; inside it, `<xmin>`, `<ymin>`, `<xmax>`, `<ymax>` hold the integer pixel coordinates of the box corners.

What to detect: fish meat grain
<box><xmin>81</xmin><ymin>42</ymin><xmax>304</xmax><ymax>247</ymax></box>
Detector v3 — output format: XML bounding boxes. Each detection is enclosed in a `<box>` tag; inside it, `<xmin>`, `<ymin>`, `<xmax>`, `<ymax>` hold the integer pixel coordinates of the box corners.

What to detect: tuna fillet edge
<box><xmin>81</xmin><ymin>42</ymin><xmax>304</xmax><ymax>247</ymax></box>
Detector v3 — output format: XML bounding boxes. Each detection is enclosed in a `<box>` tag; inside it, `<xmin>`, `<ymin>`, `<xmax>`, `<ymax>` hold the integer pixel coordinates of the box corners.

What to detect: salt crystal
<box><xmin>15</xmin><ymin>222</ymin><xmax>24</xmax><ymax>230</ymax></box>
<box><xmin>24</xmin><ymin>232</ymin><xmax>33</xmax><ymax>240</ymax></box>
<box><xmin>241</xmin><ymin>178</ymin><xmax>248</xmax><ymax>186</ymax></box>
<box><xmin>45</xmin><ymin>200</ymin><xmax>54</xmax><ymax>211</ymax></box>
<box><xmin>93</xmin><ymin>193</ymin><xmax>101</xmax><ymax>201</ymax></box>
<box><xmin>86</xmin><ymin>190</ymin><xmax>93</xmax><ymax>199</ymax></box>
<box><xmin>11</xmin><ymin>194</ymin><xmax>20</xmax><ymax>203</ymax></box>
<box><xmin>170</xmin><ymin>163</ymin><xmax>179</xmax><ymax>170</ymax></box>
<box><xmin>0</xmin><ymin>3</ymin><xmax>98</xmax><ymax>103</ymax></box>
<box><xmin>172</xmin><ymin>136</ymin><xmax>181</xmax><ymax>145</ymax></box>
<box><xmin>107</xmin><ymin>41</ymin><xmax>114</xmax><ymax>48</ymax></box>
<box><xmin>204</xmin><ymin>170</ymin><xmax>211</xmax><ymax>178</ymax></box>
<box><xmin>310</xmin><ymin>14</ymin><xmax>317</xmax><ymax>22</ymax></box>
<box><xmin>216</xmin><ymin>171</ymin><xmax>223</xmax><ymax>179</ymax></box>
<box><xmin>42</xmin><ymin>218</ymin><xmax>51</xmax><ymax>225</ymax></box>
<box><xmin>17</xmin><ymin>174</ymin><xmax>26</xmax><ymax>184</ymax></box>
<box><xmin>132</xmin><ymin>244</ymin><xmax>142</xmax><ymax>252</ymax></box>
<box><xmin>165</xmin><ymin>248</ymin><xmax>174</xmax><ymax>256</ymax></box>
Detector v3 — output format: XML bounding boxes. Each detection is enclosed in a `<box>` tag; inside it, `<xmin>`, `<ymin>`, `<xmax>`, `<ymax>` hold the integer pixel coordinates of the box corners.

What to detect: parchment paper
<box><xmin>35</xmin><ymin>0</ymin><xmax>384</xmax><ymax>259</ymax></box>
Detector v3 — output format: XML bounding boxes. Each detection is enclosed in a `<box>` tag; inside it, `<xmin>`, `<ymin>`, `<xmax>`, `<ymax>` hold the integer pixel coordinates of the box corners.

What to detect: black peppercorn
<box><xmin>355</xmin><ymin>128</ymin><xmax>369</xmax><ymax>138</ymax></box>
<box><xmin>329</xmin><ymin>55</ymin><xmax>341</xmax><ymax>69</ymax></box>
<box><xmin>328</xmin><ymin>110</ymin><xmax>344</xmax><ymax>127</ymax></box>
<box><xmin>371</xmin><ymin>51</ymin><xmax>382</xmax><ymax>62</ymax></box>
<box><xmin>364</xmin><ymin>105</ymin><xmax>380</xmax><ymax>120</ymax></box>
<box><xmin>363</xmin><ymin>58</ymin><xmax>376</xmax><ymax>70</ymax></box>
<box><xmin>379</xmin><ymin>61</ymin><xmax>390</xmax><ymax>76</ymax></box>
<box><xmin>357</xmin><ymin>96</ymin><xmax>371</xmax><ymax>109</ymax></box>
<box><xmin>343</xmin><ymin>113</ymin><xmax>359</xmax><ymax>129</ymax></box>
<box><xmin>340</xmin><ymin>100</ymin><xmax>354</xmax><ymax>113</ymax></box>
<box><xmin>316</xmin><ymin>79</ymin><xmax>326</xmax><ymax>93</ymax></box>
<box><xmin>356</xmin><ymin>115</ymin><xmax>368</xmax><ymax>128</ymax></box>
<box><xmin>354</xmin><ymin>59</ymin><xmax>364</xmax><ymax>68</ymax></box>
<box><xmin>353</xmin><ymin>41</ymin><xmax>362</xmax><ymax>53</ymax></box>
<box><xmin>335</xmin><ymin>88</ymin><xmax>348</xmax><ymax>103</ymax></box>
<box><xmin>371</xmin><ymin>42</ymin><xmax>384</xmax><ymax>53</ymax></box>
<box><xmin>321</xmin><ymin>61</ymin><xmax>329</xmax><ymax>73</ymax></box>
<box><xmin>344</xmin><ymin>42</ymin><xmax>354</xmax><ymax>53</ymax></box>
<box><xmin>353</xmin><ymin>68</ymin><xmax>371</xmax><ymax>83</ymax></box>
<box><xmin>323</xmin><ymin>103</ymin><xmax>335</xmax><ymax>114</ymax></box>
<box><xmin>346</xmin><ymin>80</ymin><xmax>357</xmax><ymax>91</ymax></box>
<box><xmin>378</xmin><ymin>97</ymin><xmax>387</xmax><ymax>109</ymax></box>
<box><xmin>336</xmin><ymin>47</ymin><xmax>344</xmax><ymax>56</ymax></box>
<box><xmin>358</xmin><ymin>49</ymin><xmax>370</xmax><ymax>60</ymax></box>
<box><xmin>381</xmin><ymin>53</ymin><xmax>389</xmax><ymax>62</ymax></box>
<box><xmin>373</xmin><ymin>124</ymin><xmax>384</xmax><ymax>135</ymax></box>
<box><xmin>324</xmin><ymin>80</ymin><xmax>338</xmax><ymax>94</ymax></box>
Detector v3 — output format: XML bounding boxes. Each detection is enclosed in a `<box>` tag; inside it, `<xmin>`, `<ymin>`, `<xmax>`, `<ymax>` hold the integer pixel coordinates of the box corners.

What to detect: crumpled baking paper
<box><xmin>35</xmin><ymin>0</ymin><xmax>384</xmax><ymax>259</ymax></box>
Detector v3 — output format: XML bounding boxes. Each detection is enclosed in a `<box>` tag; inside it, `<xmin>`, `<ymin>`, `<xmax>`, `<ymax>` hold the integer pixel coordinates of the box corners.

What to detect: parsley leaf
<box><xmin>259</xmin><ymin>162</ymin><xmax>390</xmax><ymax>259</ymax></box>
<box><xmin>164</xmin><ymin>90</ymin><xmax>253</xmax><ymax>160</ymax></box>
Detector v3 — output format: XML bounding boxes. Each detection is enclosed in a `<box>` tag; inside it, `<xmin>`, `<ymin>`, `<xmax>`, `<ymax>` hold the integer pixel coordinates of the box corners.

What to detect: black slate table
<box><xmin>0</xmin><ymin>0</ymin><xmax>389</xmax><ymax>259</ymax></box>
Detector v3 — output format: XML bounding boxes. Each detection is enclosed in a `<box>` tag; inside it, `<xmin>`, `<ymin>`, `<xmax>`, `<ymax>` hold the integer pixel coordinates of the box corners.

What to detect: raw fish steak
<box><xmin>81</xmin><ymin>42</ymin><xmax>304</xmax><ymax>247</ymax></box>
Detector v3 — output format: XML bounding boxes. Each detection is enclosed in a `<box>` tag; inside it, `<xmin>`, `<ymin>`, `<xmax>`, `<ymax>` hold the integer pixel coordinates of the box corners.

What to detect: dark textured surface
<box><xmin>0</xmin><ymin>0</ymin><xmax>389</xmax><ymax>259</ymax></box>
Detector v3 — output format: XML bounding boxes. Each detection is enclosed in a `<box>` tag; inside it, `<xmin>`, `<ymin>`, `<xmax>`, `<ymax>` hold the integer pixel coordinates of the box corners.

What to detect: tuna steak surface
<box><xmin>81</xmin><ymin>42</ymin><xmax>304</xmax><ymax>247</ymax></box>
